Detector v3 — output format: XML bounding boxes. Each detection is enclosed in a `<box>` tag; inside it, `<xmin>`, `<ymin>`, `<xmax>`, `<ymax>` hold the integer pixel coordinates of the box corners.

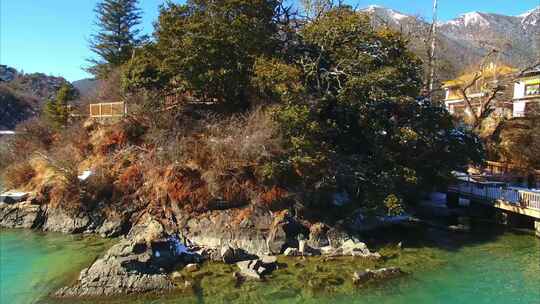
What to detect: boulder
<box><xmin>42</xmin><ymin>208</ymin><xmax>91</xmax><ymax>234</ymax></box>
<box><xmin>283</xmin><ymin>247</ymin><xmax>299</xmax><ymax>256</ymax></box>
<box><xmin>267</xmin><ymin>211</ymin><xmax>308</xmax><ymax>255</ymax></box>
<box><xmin>0</xmin><ymin>201</ymin><xmax>42</xmax><ymax>229</ymax></box>
<box><xmin>352</xmin><ymin>267</ymin><xmax>404</xmax><ymax>285</ymax></box>
<box><xmin>55</xmin><ymin>218</ymin><xmax>180</xmax><ymax>297</ymax></box>
<box><xmin>97</xmin><ymin>217</ymin><xmax>126</xmax><ymax>238</ymax></box>
<box><xmin>182</xmin><ymin>208</ymin><xmax>272</xmax><ymax>256</ymax></box>
<box><xmin>260</xmin><ymin>255</ymin><xmax>277</xmax><ymax>264</ymax></box>
<box><xmin>236</xmin><ymin>257</ymin><xmax>277</xmax><ymax>280</ymax></box>
<box><xmin>185</xmin><ymin>263</ymin><xmax>200</xmax><ymax>273</ymax></box>
<box><xmin>220</xmin><ymin>245</ymin><xmax>256</xmax><ymax>264</ymax></box>
<box><xmin>341</xmin><ymin>239</ymin><xmax>368</xmax><ymax>255</ymax></box>
<box><xmin>236</xmin><ymin>260</ymin><xmax>262</xmax><ymax>280</ymax></box>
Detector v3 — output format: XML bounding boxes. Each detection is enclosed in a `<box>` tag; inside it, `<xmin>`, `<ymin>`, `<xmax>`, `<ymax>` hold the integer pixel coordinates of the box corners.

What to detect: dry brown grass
<box><xmin>2</xmin><ymin>161</ymin><xmax>36</xmax><ymax>190</ymax></box>
<box><xmin>115</xmin><ymin>164</ymin><xmax>143</xmax><ymax>194</ymax></box>
<box><xmin>259</xmin><ymin>186</ymin><xmax>291</xmax><ymax>210</ymax></box>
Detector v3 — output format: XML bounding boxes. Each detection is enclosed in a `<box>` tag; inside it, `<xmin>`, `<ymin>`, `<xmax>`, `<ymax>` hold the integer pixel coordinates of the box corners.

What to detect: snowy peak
<box><xmin>450</xmin><ymin>12</ymin><xmax>490</xmax><ymax>27</ymax></box>
<box><xmin>360</xmin><ymin>4</ymin><xmax>539</xmax><ymax>76</ymax></box>
<box><xmin>518</xmin><ymin>6</ymin><xmax>540</xmax><ymax>18</ymax></box>
<box><xmin>520</xmin><ymin>6</ymin><xmax>540</xmax><ymax>27</ymax></box>
<box><xmin>361</xmin><ymin>5</ymin><xmax>413</xmax><ymax>24</ymax></box>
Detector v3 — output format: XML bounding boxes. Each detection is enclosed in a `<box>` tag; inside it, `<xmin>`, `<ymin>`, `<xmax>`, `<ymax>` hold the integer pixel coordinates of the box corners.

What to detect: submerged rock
<box><xmin>352</xmin><ymin>267</ymin><xmax>404</xmax><ymax>285</ymax></box>
<box><xmin>236</xmin><ymin>257</ymin><xmax>278</xmax><ymax>280</ymax></box>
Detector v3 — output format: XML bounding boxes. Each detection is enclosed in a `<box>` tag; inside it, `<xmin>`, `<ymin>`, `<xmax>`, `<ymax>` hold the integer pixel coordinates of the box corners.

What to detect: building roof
<box><xmin>442</xmin><ymin>63</ymin><xmax>517</xmax><ymax>88</ymax></box>
<box><xmin>516</xmin><ymin>68</ymin><xmax>540</xmax><ymax>79</ymax></box>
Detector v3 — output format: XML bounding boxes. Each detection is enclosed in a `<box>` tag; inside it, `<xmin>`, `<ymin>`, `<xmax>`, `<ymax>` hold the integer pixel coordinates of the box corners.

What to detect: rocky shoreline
<box><xmin>0</xmin><ymin>194</ymin><xmax>401</xmax><ymax>299</ymax></box>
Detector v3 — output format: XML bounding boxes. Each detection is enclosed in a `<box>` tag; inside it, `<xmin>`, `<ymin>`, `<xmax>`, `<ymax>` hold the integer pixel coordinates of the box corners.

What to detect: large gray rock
<box><xmin>182</xmin><ymin>208</ymin><xmax>306</xmax><ymax>257</ymax></box>
<box><xmin>55</xmin><ymin>217</ymin><xmax>181</xmax><ymax>297</ymax></box>
<box><xmin>97</xmin><ymin>216</ymin><xmax>126</xmax><ymax>238</ymax></box>
<box><xmin>42</xmin><ymin>208</ymin><xmax>91</xmax><ymax>234</ymax></box>
<box><xmin>0</xmin><ymin>201</ymin><xmax>42</xmax><ymax>229</ymax></box>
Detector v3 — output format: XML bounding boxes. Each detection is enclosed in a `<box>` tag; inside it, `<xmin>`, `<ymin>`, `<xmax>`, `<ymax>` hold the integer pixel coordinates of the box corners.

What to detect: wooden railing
<box><xmin>89</xmin><ymin>102</ymin><xmax>126</xmax><ymax>118</ymax></box>
<box><xmin>449</xmin><ymin>180</ymin><xmax>540</xmax><ymax>211</ymax></box>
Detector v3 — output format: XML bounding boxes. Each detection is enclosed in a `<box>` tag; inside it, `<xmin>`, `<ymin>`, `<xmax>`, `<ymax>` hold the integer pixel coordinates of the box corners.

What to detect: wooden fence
<box><xmin>89</xmin><ymin>102</ymin><xmax>126</xmax><ymax>118</ymax></box>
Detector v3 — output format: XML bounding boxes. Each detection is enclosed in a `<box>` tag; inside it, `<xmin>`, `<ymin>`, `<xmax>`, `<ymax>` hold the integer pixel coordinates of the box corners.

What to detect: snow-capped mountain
<box><xmin>362</xmin><ymin>5</ymin><xmax>540</xmax><ymax>77</ymax></box>
<box><xmin>520</xmin><ymin>6</ymin><xmax>540</xmax><ymax>28</ymax></box>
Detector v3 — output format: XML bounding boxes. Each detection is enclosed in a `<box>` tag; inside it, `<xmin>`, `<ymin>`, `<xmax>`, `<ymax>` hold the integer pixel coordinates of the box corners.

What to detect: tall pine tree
<box><xmin>88</xmin><ymin>0</ymin><xmax>144</xmax><ymax>78</ymax></box>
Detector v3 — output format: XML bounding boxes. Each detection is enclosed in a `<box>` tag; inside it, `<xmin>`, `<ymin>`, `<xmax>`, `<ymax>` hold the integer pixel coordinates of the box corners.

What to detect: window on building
<box><xmin>525</xmin><ymin>83</ymin><xmax>540</xmax><ymax>96</ymax></box>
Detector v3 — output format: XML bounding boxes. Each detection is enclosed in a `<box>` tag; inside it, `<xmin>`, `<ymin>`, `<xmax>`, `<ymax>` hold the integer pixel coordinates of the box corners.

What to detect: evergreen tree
<box><xmin>88</xmin><ymin>0</ymin><xmax>144</xmax><ymax>78</ymax></box>
<box><xmin>44</xmin><ymin>84</ymin><xmax>76</xmax><ymax>129</ymax></box>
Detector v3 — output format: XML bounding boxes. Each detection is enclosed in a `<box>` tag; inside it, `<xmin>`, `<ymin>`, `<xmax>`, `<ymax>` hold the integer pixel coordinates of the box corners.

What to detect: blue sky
<box><xmin>1</xmin><ymin>0</ymin><xmax>539</xmax><ymax>81</ymax></box>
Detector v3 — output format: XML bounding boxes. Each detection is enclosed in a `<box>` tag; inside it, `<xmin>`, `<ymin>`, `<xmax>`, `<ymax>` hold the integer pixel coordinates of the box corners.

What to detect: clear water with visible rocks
<box><xmin>1</xmin><ymin>224</ymin><xmax>539</xmax><ymax>304</ymax></box>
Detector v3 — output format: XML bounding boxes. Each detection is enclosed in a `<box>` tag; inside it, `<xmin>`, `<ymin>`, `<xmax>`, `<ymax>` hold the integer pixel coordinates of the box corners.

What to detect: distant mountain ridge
<box><xmin>362</xmin><ymin>5</ymin><xmax>540</xmax><ymax>78</ymax></box>
<box><xmin>0</xmin><ymin>65</ymin><xmax>73</xmax><ymax>129</ymax></box>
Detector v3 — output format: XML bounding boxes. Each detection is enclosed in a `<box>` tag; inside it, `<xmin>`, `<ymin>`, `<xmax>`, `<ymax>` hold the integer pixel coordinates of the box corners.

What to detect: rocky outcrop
<box><xmin>0</xmin><ymin>65</ymin><xmax>17</xmax><ymax>82</ymax></box>
<box><xmin>0</xmin><ymin>201</ymin><xmax>42</xmax><ymax>229</ymax></box>
<box><xmin>42</xmin><ymin>207</ymin><xmax>92</xmax><ymax>234</ymax></box>
<box><xmin>55</xmin><ymin>218</ymin><xmax>183</xmax><ymax>297</ymax></box>
<box><xmin>97</xmin><ymin>215</ymin><xmax>128</xmax><ymax>238</ymax></box>
<box><xmin>182</xmin><ymin>208</ymin><xmax>307</xmax><ymax>257</ymax></box>
<box><xmin>352</xmin><ymin>267</ymin><xmax>404</xmax><ymax>285</ymax></box>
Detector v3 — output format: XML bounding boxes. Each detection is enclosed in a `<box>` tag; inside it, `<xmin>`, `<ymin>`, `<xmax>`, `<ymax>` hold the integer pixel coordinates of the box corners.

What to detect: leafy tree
<box><xmin>44</xmin><ymin>84</ymin><xmax>77</xmax><ymax>129</ymax></box>
<box><xmin>144</xmin><ymin>0</ymin><xmax>281</xmax><ymax>106</ymax></box>
<box><xmin>491</xmin><ymin>115</ymin><xmax>540</xmax><ymax>170</ymax></box>
<box><xmin>269</xmin><ymin>7</ymin><xmax>484</xmax><ymax>213</ymax></box>
<box><xmin>89</xmin><ymin>0</ymin><xmax>145</xmax><ymax>78</ymax></box>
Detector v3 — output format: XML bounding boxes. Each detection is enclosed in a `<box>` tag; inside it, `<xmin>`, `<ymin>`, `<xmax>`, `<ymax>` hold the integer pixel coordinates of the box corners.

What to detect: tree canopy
<box><xmin>89</xmin><ymin>0</ymin><xmax>145</xmax><ymax>78</ymax></box>
<box><xmin>121</xmin><ymin>4</ymin><xmax>484</xmax><ymax>215</ymax></box>
<box><xmin>44</xmin><ymin>84</ymin><xmax>77</xmax><ymax>129</ymax></box>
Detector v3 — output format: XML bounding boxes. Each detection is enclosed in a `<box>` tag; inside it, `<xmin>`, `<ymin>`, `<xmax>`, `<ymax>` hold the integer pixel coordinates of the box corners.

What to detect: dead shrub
<box><xmin>115</xmin><ymin>164</ymin><xmax>143</xmax><ymax>194</ymax></box>
<box><xmin>0</xmin><ymin>118</ymin><xmax>55</xmax><ymax>169</ymax></box>
<box><xmin>2</xmin><ymin>161</ymin><xmax>36</xmax><ymax>189</ymax></box>
<box><xmin>59</xmin><ymin>123</ymin><xmax>92</xmax><ymax>157</ymax></box>
<box><xmin>259</xmin><ymin>186</ymin><xmax>291</xmax><ymax>211</ymax></box>
<box><xmin>96</xmin><ymin>128</ymin><xmax>128</xmax><ymax>155</ymax></box>
<box><xmin>233</xmin><ymin>207</ymin><xmax>254</xmax><ymax>225</ymax></box>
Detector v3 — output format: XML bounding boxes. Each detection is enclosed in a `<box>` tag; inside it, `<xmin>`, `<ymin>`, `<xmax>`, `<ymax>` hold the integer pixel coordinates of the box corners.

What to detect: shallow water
<box><xmin>0</xmin><ymin>226</ymin><xmax>539</xmax><ymax>304</ymax></box>
<box><xmin>0</xmin><ymin>230</ymin><xmax>112</xmax><ymax>304</ymax></box>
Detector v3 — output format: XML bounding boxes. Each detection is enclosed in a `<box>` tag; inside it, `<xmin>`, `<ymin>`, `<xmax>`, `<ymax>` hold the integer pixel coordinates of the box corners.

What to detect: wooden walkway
<box><xmin>448</xmin><ymin>179</ymin><xmax>540</xmax><ymax>219</ymax></box>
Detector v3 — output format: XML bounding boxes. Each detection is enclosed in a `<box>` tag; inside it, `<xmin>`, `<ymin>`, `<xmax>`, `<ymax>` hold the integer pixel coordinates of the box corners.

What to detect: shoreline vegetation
<box><xmin>1</xmin><ymin>0</ymin><xmax>538</xmax><ymax>302</ymax></box>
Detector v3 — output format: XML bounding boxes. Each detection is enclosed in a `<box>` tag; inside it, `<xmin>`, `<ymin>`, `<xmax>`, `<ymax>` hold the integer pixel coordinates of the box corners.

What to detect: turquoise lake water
<box><xmin>0</xmin><ymin>227</ymin><xmax>539</xmax><ymax>304</ymax></box>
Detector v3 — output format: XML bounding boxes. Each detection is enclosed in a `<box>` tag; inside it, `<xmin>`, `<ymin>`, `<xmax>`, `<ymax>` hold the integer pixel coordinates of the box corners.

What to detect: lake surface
<box><xmin>0</xmin><ymin>226</ymin><xmax>539</xmax><ymax>304</ymax></box>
